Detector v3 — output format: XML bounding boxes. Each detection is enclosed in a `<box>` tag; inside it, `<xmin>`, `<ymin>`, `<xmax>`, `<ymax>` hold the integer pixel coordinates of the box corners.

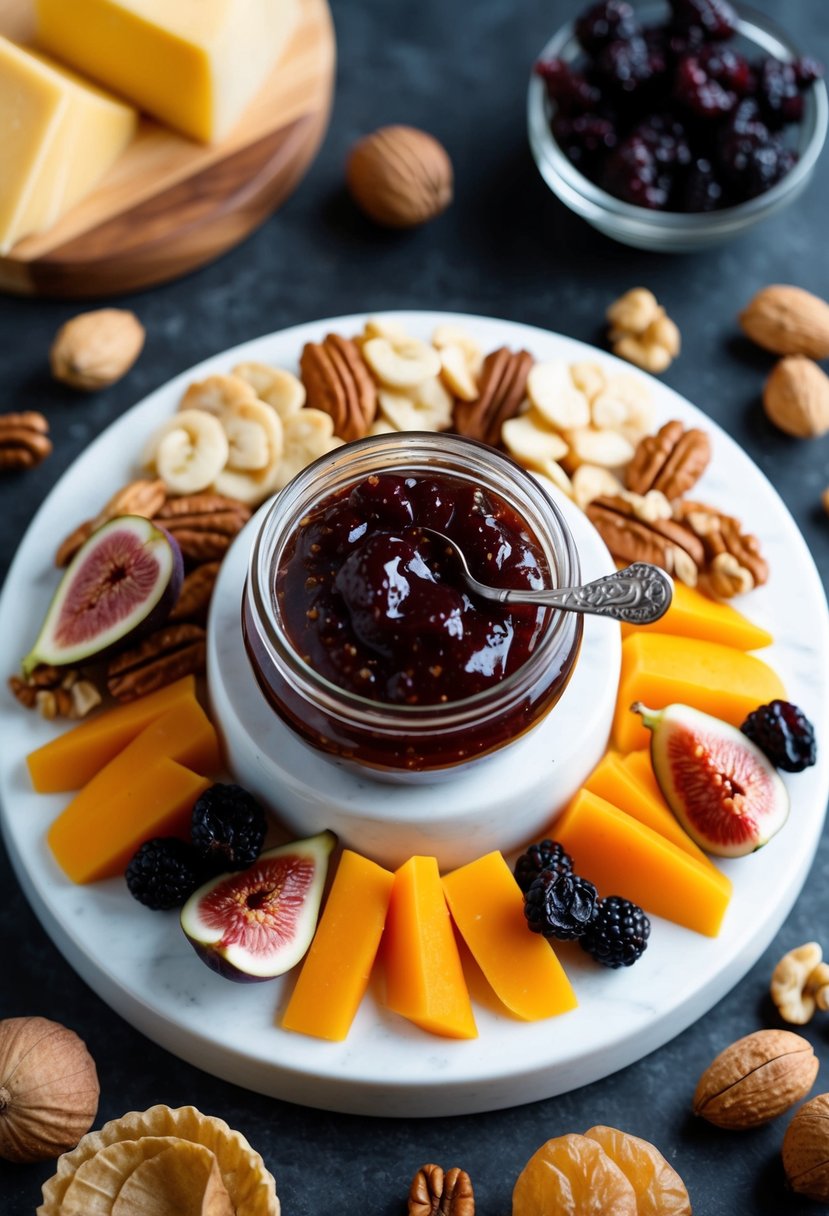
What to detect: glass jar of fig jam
<box><xmin>242</xmin><ymin>433</ymin><xmax>582</xmax><ymax>778</ymax></box>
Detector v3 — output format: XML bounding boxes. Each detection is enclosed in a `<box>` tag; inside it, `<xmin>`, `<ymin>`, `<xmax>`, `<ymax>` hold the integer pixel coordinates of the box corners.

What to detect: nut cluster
<box><xmin>50</xmin><ymin>308</ymin><xmax>145</xmax><ymax>391</ymax></box>
<box><xmin>408</xmin><ymin>1164</ymin><xmax>474</xmax><ymax>1216</ymax></box>
<box><xmin>0</xmin><ymin>411</ymin><xmax>52</xmax><ymax>472</ymax></box>
<box><xmin>740</xmin><ymin>285</ymin><xmax>829</xmax><ymax>445</ymax></box>
<box><xmin>771</xmin><ymin>942</ymin><xmax>829</xmax><ymax>1025</ymax></box>
<box><xmin>607</xmin><ymin>288</ymin><xmax>681</xmax><ymax>375</ymax></box>
<box><xmin>346</xmin><ymin>125</ymin><xmax>453</xmax><ymax>229</ymax></box>
<box><xmin>693</xmin><ymin>1028</ymin><xmax>818</xmax><ymax>1130</ymax></box>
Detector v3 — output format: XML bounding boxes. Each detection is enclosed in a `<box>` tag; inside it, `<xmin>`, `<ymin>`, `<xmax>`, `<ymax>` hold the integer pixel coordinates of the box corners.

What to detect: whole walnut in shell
<box><xmin>346</xmin><ymin>125</ymin><xmax>453</xmax><ymax>228</ymax></box>
<box><xmin>783</xmin><ymin>1092</ymin><xmax>829</xmax><ymax>1201</ymax></box>
<box><xmin>0</xmin><ymin>1016</ymin><xmax>99</xmax><ymax>1162</ymax></box>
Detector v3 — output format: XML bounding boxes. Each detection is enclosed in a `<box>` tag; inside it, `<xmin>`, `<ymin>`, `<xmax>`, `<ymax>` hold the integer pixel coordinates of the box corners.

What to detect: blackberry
<box><xmin>524</xmin><ymin>870</ymin><xmax>599</xmax><ymax>941</ymax></box>
<box><xmin>126</xmin><ymin>838</ymin><xmax>203</xmax><ymax>910</ymax></box>
<box><xmin>191</xmin><ymin>783</ymin><xmax>267</xmax><ymax>872</ymax></box>
<box><xmin>580</xmin><ymin>896</ymin><xmax>651</xmax><ymax>968</ymax></box>
<box><xmin>669</xmin><ymin>0</ymin><xmax>737</xmax><ymax>41</ymax></box>
<box><xmin>741</xmin><ymin>701</ymin><xmax>817</xmax><ymax>773</ymax></box>
<box><xmin>575</xmin><ymin>0</ymin><xmax>638</xmax><ymax>55</ymax></box>
<box><xmin>514</xmin><ymin>839</ymin><xmax>573</xmax><ymax>893</ymax></box>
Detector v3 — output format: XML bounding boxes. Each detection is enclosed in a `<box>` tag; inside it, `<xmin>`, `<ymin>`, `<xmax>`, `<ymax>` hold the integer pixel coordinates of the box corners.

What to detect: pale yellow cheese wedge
<box><xmin>35</xmin><ymin>0</ymin><xmax>300</xmax><ymax>143</ymax></box>
<box><xmin>0</xmin><ymin>35</ymin><xmax>136</xmax><ymax>252</ymax></box>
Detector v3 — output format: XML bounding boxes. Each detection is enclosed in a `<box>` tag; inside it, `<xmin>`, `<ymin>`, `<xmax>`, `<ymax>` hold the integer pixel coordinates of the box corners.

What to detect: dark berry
<box><xmin>741</xmin><ymin>700</ymin><xmax>817</xmax><ymax>773</ymax></box>
<box><xmin>126</xmin><ymin>838</ymin><xmax>203</xmax><ymax>910</ymax></box>
<box><xmin>604</xmin><ymin>135</ymin><xmax>672</xmax><ymax>208</ymax></box>
<box><xmin>698</xmin><ymin>45</ymin><xmax>753</xmax><ymax>95</ymax></box>
<box><xmin>598</xmin><ymin>36</ymin><xmax>662</xmax><ymax>93</ymax></box>
<box><xmin>675</xmin><ymin>55</ymin><xmax>736</xmax><ymax>118</ymax></box>
<box><xmin>535</xmin><ymin>58</ymin><xmax>601</xmax><ymax>114</ymax></box>
<box><xmin>514</xmin><ymin>839</ymin><xmax>573</xmax><ymax>893</ymax></box>
<box><xmin>580</xmin><ymin>896</ymin><xmax>651</xmax><ymax>968</ymax></box>
<box><xmin>669</xmin><ymin>0</ymin><xmax>737</xmax><ymax>41</ymax></box>
<box><xmin>680</xmin><ymin>157</ymin><xmax>724</xmax><ymax>211</ymax></box>
<box><xmin>757</xmin><ymin>58</ymin><xmax>804</xmax><ymax>127</ymax></box>
<box><xmin>191</xmin><ymin>783</ymin><xmax>267</xmax><ymax>872</ymax></box>
<box><xmin>524</xmin><ymin>870</ymin><xmax>599</xmax><ymax>941</ymax></box>
<box><xmin>553</xmin><ymin>113</ymin><xmax>619</xmax><ymax>165</ymax></box>
<box><xmin>636</xmin><ymin>114</ymin><xmax>693</xmax><ymax>168</ymax></box>
<box><xmin>794</xmin><ymin>57</ymin><xmax>825</xmax><ymax>87</ymax></box>
<box><xmin>576</xmin><ymin>0</ymin><xmax>638</xmax><ymax>54</ymax></box>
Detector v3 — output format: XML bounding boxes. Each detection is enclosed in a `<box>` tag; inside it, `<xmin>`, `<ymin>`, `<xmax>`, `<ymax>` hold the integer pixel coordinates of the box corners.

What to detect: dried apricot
<box><xmin>512</xmin><ymin>1133</ymin><xmax>637</xmax><ymax>1216</ymax></box>
<box><xmin>585</xmin><ymin>1126</ymin><xmax>691</xmax><ymax>1216</ymax></box>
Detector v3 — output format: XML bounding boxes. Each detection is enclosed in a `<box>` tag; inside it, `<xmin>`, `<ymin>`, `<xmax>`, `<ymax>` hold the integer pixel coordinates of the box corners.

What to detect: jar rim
<box><xmin>247</xmin><ymin>432</ymin><xmax>582</xmax><ymax>729</ymax></box>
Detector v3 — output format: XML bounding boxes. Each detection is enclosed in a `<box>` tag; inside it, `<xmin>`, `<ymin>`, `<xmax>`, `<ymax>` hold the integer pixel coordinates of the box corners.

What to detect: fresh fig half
<box><xmin>180</xmin><ymin>830</ymin><xmax>337</xmax><ymax>982</ymax></box>
<box><xmin>633</xmin><ymin>702</ymin><xmax>789</xmax><ymax>858</ymax></box>
<box><xmin>22</xmin><ymin>515</ymin><xmax>182</xmax><ymax>676</ymax></box>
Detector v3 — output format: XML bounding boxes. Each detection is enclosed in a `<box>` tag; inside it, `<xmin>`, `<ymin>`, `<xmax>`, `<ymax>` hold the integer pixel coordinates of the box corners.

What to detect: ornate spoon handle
<box><xmin>499</xmin><ymin>562</ymin><xmax>674</xmax><ymax>625</ymax></box>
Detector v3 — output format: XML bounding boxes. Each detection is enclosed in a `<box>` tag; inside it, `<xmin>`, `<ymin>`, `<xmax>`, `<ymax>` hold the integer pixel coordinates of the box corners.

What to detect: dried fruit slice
<box><xmin>22</xmin><ymin>516</ymin><xmax>182</xmax><ymax>676</ymax></box>
<box><xmin>180</xmin><ymin>831</ymin><xmax>336</xmax><ymax>981</ymax></box>
<box><xmin>635</xmin><ymin>702</ymin><xmax>789</xmax><ymax>857</ymax></box>
<box><xmin>584</xmin><ymin>1126</ymin><xmax>691</xmax><ymax>1216</ymax></box>
<box><xmin>37</xmin><ymin>1105</ymin><xmax>277</xmax><ymax>1216</ymax></box>
<box><xmin>113</xmin><ymin>1142</ymin><xmax>233</xmax><ymax>1216</ymax></box>
<box><xmin>58</xmin><ymin>1136</ymin><xmax>226</xmax><ymax>1216</ymax></box>
<box><xmin>513</xmin><ymin>1134</ymin><xmax>638</xmax><ymax>1216</ymax></box>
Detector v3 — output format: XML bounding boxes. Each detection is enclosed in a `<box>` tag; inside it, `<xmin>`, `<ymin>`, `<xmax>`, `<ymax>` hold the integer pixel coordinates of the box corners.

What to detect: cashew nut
<box><xmin>771</xmin><ymin>942</ymin><xmax>825</xmax><ymax>1024</ymax></box>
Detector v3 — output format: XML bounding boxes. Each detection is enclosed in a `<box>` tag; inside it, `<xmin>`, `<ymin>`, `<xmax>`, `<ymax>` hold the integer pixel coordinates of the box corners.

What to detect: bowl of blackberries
<box><xmin>527</xmin><ymin>0</ymin><xmax>827</xmax><ymax>250</ymax></box>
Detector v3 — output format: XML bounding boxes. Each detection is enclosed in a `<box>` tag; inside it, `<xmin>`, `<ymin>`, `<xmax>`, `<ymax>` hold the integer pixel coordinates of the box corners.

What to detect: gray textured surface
<box><xmin>2</xmin><ymin>0</ymin><xmax>829</xmax><ymax>1211</ymax></box>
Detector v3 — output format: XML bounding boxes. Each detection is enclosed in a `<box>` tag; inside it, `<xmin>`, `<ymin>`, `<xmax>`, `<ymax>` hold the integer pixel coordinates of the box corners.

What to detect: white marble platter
<box><xmin>0</xmin><ymin>313</ymin><xmax>827</xmax><ymax>1117</ymax></box>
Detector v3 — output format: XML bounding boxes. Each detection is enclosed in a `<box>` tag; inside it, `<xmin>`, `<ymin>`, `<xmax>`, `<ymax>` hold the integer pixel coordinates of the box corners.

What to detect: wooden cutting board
<box><xmin>0</xmin><ymin>0</ymin><xmax>335</xmax><ymax>298</ymax></box>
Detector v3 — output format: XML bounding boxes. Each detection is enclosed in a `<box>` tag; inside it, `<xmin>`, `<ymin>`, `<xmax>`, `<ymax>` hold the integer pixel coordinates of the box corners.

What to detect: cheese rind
<box><xmin>0</xmin><ymin>35</ymin><xmax>136</xmax><ymax>252</ymax></box>
<box><xmin>35</xmin><ymin>0</ymin><xmax>300</xmax><ymax>143</ymax></box>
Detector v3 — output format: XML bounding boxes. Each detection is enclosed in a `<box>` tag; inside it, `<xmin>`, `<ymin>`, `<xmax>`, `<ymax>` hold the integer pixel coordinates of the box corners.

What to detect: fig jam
<box><xmin>242</xmin><ymin>434</ymin><xmax>582</xmax><ymax>775</ymax></box>
<box><xmin>277</xmin><ymin>473</ymin><xmax>550</xmax><ymax>707</ymax></box>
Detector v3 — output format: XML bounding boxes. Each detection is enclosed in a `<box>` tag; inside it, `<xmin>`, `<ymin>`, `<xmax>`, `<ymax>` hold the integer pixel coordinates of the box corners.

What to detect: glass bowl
<box><xmin>242</xmin><ymin>432</ymin><xmax>583</xmax><ymax>780</ymax></box>
<box><xmin>527</xmin><ymin>2</ymin><xmax>828</xmax><ymax>252</ymax></box>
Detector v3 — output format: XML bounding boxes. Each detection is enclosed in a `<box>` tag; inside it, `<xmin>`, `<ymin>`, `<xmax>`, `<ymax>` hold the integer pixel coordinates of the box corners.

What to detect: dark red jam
<box><xmin>276</xmin><ymin>473</ymin><xmax>551</xmax><ymax>707</ymax></box>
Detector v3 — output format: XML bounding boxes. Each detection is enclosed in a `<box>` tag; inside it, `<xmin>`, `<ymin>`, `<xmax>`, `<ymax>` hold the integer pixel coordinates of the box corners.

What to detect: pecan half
<box><xmin>408</xmin><ymin>1165</ymin><xmax>474</xmax><ymax>1216</ymax></box>
<box><xmin>169</xmin><ymin>561</ymin><xmax>221</xmax><ymax>624</ymax></box>
<box><xmin>675</xmin><ymin>500</ymin><xmax>769</xmax><ymax>597</ymax></box>
<box><xmin>153</xmin><ymin>493</ymin><xmax>251</xmax><ymax>565</ymax></box>
<box><xmin>0</xmin><ymin>411</ymin><xmax>52</xmax><ymax>472</ymax></box>
<box><xmin>625</xmin><ymin>420</ymin><xmax>711</xmax><ymax>499</ymax></box>
<box><xmin>55</xmin><ymin>477</ymin><xmax>168</xmax><ymax>566</ymax></box>
<box><xmin>300</xmin><ymin>333</ymin><xmax>377</xmax><ymax>441</ymax></box>
<box><xmin>453</xmin><ymin>347</ymin><xmax>533</xmax><ymax>447</ymax></box>
<box><xmin>106</xmin><ymin>623</ymin><xmax>206</xmax><ymax>701</ymax></box>
<box><xmin>587</xmin><ymin>494</ymin><xmax>705</xmax><ymax>586</ymax></box>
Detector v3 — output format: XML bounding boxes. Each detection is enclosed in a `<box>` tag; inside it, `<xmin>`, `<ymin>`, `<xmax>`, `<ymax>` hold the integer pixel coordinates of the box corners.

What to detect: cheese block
<box><xmin>0</xmin><ymin>35</ymin><xmax>136</xmax><ymax>253</ymax></box>
<box><xmin>35</xmin><ymin>0</ymin><xmax>300</xmax><ymax>143</ymax></box>
<box><xmin>384</xmin><ymin>856</ymin><xmax>477</xmax><ymax>1040</ymax></box>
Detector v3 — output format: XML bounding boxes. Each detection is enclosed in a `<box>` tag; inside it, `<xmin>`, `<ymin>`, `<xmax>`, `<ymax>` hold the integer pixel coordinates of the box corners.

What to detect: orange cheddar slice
<box><xmin>27</xmin><ymin>675</ymin><xmax>197</xmax><ymax>793</ymax></box>
<box><xmin>281</xmin><ymin>850</ymin><xmax>394</xmax><ymax>1041</ymax></box>
<box><xmin>619</xmin><ymin>580</ymin><xmax>773</xmax><ymax>651</ymax></box>
<box><xmin>48</xmin><ymin>698</ymin><xmax>220</xmax><ymax>883</ymax></box>
<box><xmin>49</xmin><ymin>756</ymin><xmax>209</xmax><ymax>883</ymax></box>
<box><xmin>584</xmin><ymin>751</ymin><xmax>710</xmax><ymax>865</ymax></box>
<box><xmin>383</xmin><ymin>856</ymin><xmax>477</xmax><ymax>1040</ymax></box>
<box><xmin>442</xmin><ymin>852</ymin><xmax>577</xmax><ymax>1021</ymax></box>
<box><xmin>623</xmin><ymin>749</ymin><xmax>666</xmax><ymax>806</ymax></box>
<box><xmin>554</xmin><ymin>789</ymin><xmax>731</xmax><ymax>937</ymax></box>
<box><xmin>613</xmin><ymin>632</ymin><xmax>786</xmax><ymax>752</ymax></box>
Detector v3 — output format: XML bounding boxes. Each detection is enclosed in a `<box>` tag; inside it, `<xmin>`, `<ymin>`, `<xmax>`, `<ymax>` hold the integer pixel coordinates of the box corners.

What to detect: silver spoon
<box><xmin>419</xmin><ymin>529</ymin><xmax>673</xmax><ymax>626</ymax></box>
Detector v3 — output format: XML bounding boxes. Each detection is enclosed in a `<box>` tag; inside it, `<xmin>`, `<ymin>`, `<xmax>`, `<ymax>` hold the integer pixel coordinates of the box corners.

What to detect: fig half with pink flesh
<box><xmin>633</xmin><ymin>702</ymin><xmax>789</xmax><ymax>858</ymax></box>
<box><xmin>22</xmin><ymin>515</ymin><xmax>182</xmax><ymax>676</ymax></box>
<box><xmin>180</xmin><ymin>830</ymin><xmax>337</xmax><ymax>982</ymax></box>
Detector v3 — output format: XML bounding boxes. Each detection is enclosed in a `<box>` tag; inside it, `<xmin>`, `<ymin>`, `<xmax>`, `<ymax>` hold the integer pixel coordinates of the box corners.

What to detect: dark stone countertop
<box><xmin>2</xmin><ymin>1</ymin><xmax>829</xmax><ymax>1212</ymax></box>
